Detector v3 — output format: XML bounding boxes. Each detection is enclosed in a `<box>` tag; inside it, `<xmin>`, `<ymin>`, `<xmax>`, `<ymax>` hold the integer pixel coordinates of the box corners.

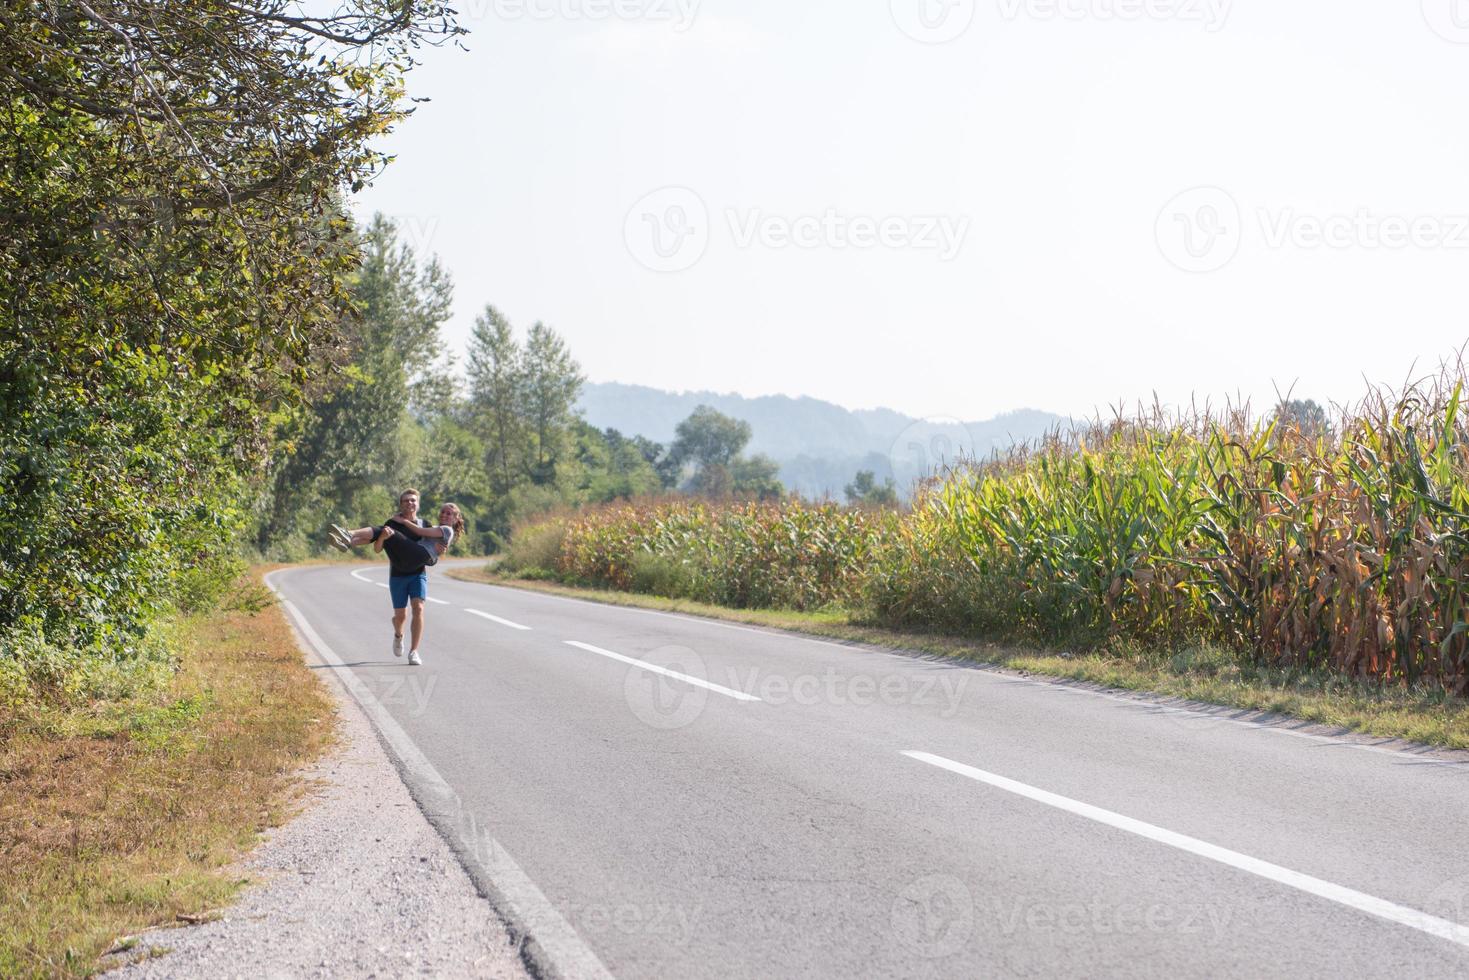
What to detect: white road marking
<box><xmin>466</xmin><ymin>609</ymin><xmax>531</xmax><ymax>631</ymax></box>
<box><xmin>465</xmin><ymin>581</ymin><xmax>1469</xmax><ymax>769</ymax></box>
<box><xmin>266</xmin><ymin>571</ymin><xmax>614</xmax><ymax>980</ymax></box>
<box><xmin>904</xmin><ymin>750</ymin><xmax>1469</xmax><ymax>950</ymax></box>
<box><xmin>352</xmin><ymin>569</ymin><xmax>450</xmax><ymax>606</ymax></box>
<box><xmin>564</xmin><ymin>641</ymin><xmax>762</xmax><ymax>702</ymax></box>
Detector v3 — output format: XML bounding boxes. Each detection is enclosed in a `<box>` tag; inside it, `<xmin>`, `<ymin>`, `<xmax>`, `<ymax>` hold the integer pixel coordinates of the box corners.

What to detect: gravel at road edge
<box><xmin>106</xmin><ymin>620</ymin><xmax>530</xmax><ymax>979</ymax></box>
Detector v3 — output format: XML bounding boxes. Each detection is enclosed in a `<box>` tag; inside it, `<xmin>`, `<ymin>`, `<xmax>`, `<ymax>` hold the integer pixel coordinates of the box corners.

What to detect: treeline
<box><xmin>1</xmin><ymin>2</ymin><xmax>461</xmax><ymax>701</ymax></box>
<box><xmin>253</xmin><ymin>218</ymin><xmax>787</xmax><ymax>557</ymax></box>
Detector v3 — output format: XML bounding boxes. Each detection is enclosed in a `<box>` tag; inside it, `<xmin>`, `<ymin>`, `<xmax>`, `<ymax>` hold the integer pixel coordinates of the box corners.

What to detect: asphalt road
<box><xmin>271</xmin><ymin>562</ymin><xmax>1469</xmax><ymax>979</ymax></box>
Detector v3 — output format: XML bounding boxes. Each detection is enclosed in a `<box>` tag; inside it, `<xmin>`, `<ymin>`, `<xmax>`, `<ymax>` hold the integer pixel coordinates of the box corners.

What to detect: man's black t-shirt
<box><xmin>380</xmin><ymin>517</ymin><xmax>433</xmax><ymax>577</ymax></box>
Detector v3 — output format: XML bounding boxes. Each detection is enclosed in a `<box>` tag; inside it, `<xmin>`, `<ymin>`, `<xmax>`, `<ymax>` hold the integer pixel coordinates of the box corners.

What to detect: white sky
<box><xmin>353</xmin><ymin>0</ymin><xmax>1469</xmax><ymax>421</ymax></box>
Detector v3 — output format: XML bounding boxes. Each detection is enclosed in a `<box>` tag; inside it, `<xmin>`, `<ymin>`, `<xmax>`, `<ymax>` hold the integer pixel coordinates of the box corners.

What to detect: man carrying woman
<box><xmin>329</xmin><ymin>489</ymin><xmax>465</xmax><ymax>666</ymax></box>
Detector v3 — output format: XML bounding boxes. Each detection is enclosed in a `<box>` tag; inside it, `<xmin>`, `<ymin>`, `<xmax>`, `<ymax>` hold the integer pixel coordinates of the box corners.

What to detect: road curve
<box><xmin>270</xmin><ymin>562</ymin><xmax>1469</xmax><ymax>979</ymax></box>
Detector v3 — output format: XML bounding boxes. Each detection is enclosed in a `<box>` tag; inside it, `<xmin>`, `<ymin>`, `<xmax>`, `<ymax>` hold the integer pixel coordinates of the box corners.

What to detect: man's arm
<box><xmin>384</xmin><ymin>517</ymin><xmax>428</xmax><ymax>539</ymax></box>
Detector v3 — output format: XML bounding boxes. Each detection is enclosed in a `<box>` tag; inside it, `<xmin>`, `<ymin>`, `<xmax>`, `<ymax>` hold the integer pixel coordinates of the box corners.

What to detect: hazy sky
<box><xmin>354</xmin><ymin>0</ymin><xmax>1469</xmax><ymax>421</ymax></box>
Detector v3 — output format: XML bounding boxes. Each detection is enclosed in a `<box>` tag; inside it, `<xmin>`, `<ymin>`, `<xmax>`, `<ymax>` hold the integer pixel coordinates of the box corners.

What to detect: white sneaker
<box><xmin>393</xmin><ymin>634</ymin><xmax>404</xmax><ymax>658</ymax></box>
<box><xmin>408</xmin><ymin>650</ymin><xmax>422</xmax><ymax>666</ymax></box>
<box><xmin>328</xmin><ymin>530</ymin><xmax>350</xmax><ymax>552</ymax></box>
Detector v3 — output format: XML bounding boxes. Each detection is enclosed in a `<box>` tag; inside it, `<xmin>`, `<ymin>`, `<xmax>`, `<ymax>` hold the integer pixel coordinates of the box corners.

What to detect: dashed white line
<box><xmin>904</xmin><ymin>750</ymin><xmax>1469</xmax><ymax>950</ymax></box>
<box><xmin>265</xmin><ymin>571</ymin><xmax>613</xmax><ymax>980</ymax></box>
<box><xmin>466</xmin><ymin>609</ymin><xmax>531</xmax><ymax>631</ymax></box>
<box><xmin>564</xmin><ymin>641</ymin><xmax>762</xmax><ymax>702</ymax></box>
<box><xmin>352</xmin><ymin>570</ymin><xmax>451</xmax><ymax>607</ymax></box>
<box><xmin>468</xmin><ymin>581</ymin><xmax>1469</xmax><ymax>769</ymax></box>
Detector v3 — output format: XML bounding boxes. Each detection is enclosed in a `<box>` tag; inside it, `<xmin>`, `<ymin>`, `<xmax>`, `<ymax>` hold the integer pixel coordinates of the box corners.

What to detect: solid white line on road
<box><xmin>903</xmin><ymin>750</ymin><xmax>1469</xmax><ymax>950</ymax></box>
<box><xmin>353</xmin><ymin>569</ymin><xmax>451</xmax><ymax>606</ymax></box>
<box><xmin>472</xmin><ymin>582</ymin><xmax>1469</xmax><ymax>770</ymax></box>
<box><xmin>265</xmin><ymin>571</ymin><xmax>614</xmax><ymax>980</ymax></box>
<box><xmin>466</xmin><ymin>609</ymin><xmax>531</xmax><ymax>631</ymax></box>
<box><xmin>564</xmin><ymin>641</ymin><xmax>762</xmax><ymax>702</ymax></box>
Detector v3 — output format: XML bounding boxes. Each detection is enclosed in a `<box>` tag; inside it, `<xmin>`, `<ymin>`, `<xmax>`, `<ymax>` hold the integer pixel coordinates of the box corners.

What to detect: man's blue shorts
<box><xmin>388</xmin><ymin>572</ymin><xmax>428</xmax><ymax>610</ymax></box>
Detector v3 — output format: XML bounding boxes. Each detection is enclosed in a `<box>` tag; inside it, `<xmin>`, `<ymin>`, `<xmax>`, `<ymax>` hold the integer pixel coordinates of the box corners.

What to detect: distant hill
<box><xmin>576</xmin><ymin>382</ymin><xmax>1067</xmax><ymax>499</ymax></box>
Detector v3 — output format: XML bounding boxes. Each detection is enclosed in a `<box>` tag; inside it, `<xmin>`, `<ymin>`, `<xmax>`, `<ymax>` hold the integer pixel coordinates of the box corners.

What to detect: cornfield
<box><xmin>508</xmin><ymin>498</ymin><xmax>892</xmax><ymax>611</ymax></box>
<box><xmin>510</xmin><ymin>373</ymin><xmax>1469</xmax><ymax>694</ymax></box>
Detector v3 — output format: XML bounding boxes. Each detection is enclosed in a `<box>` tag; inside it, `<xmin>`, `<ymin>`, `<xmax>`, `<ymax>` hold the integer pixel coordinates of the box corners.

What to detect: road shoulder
<box><xmin>106</xmin><ymin>577</ymin><xmax>528</xmax><ymax>979</ymax></box>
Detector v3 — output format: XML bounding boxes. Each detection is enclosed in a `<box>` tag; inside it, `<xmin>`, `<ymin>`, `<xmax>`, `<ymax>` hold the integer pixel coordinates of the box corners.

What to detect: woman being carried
<box><xmin>329</xmin><ymin>502</ymin><xmax>466</xmax><ymax>566</ymax></box>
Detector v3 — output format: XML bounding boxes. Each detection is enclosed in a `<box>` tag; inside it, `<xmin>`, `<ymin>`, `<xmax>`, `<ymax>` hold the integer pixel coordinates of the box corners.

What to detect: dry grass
<box><xmin>451</xmin><ymin>565</ymin><xmax>1469</xmax><ymax>751</ymax></box>
<box><xmin>0</xmin><ymin>570</ymin><xmax>334</xmax><ymax>978</ymax></box>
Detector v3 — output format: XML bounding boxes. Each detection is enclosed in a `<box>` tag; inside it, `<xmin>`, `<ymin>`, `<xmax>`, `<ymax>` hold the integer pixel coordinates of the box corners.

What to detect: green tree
<box><xmin>668</xmin><ymin>406</ymin><xmax>752</xmax><ymax>476</ymax></box>
<box><xmin>466</xmin><ymin>306</ymin><xmax>529</xmax><ymax>496</ymax></box>
<box><xmin>668</xmin><ymin>406</ymin><xmax>784</xmax><ymax>499</ymax></box>
<box><xmin>844</xmin><ymin>470</ymin><xmax>899</xmax><ymax>507</ymax></box>
<box><xmin>1</xmin><ymin>2</ymin><xmax>458</xmax><ymax>647</ymax></box>
<box><xmin>256</xmin><ymin>215</ymin><xmax>453</xmax><ymax>555</ymax></box>
<box><xmin>521</xmin><ymin>322</ymin><xmax>586</xmax><ymax>484</ymax></box>
<box><xmin>1271</xmin><ymin>398</ymin><xmax>1333</xmax><ymax>439</ymax></box>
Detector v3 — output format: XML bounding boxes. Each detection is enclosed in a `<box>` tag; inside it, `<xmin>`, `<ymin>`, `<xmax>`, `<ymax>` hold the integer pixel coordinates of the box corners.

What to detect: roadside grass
<box><xmin>0</xmin><ymin>569</ymin><xmax>334</xmax><ymax>979</ymax></box>
<box><xmin>450</xmin><ymin>565</ymin><xmax>1469</xmax><ymax>752</ymax></box>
